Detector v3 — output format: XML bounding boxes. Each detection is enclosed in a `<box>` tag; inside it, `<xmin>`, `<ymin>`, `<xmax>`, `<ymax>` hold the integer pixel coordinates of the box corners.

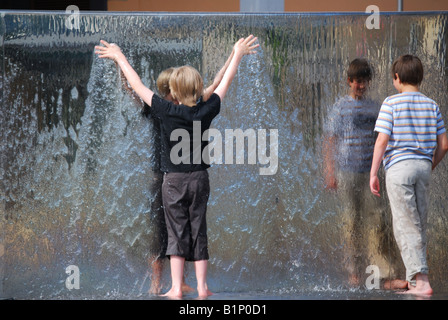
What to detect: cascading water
<box><xmin>1</xmin><ymin>11</ymin><xmax>448</xmax><ymax>299</ymax></box>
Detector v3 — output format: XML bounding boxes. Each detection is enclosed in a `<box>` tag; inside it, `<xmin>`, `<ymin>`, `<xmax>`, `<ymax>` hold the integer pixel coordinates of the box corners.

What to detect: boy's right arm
<box><xmin>323</xmin><ymin>135</ymin><xmax>337</xmax><ymax>190</ymax></box>
<box><xmin>370</xmin><ymin>132</ymin><xmax>389</xmax><ymax>197</ymax></box>
<box><xmin>202</xmin><ymin>48</ymin><xmax>234</xmax><ymax>102</ymax></box>
<box><xmin>95</xmin><ymin>40</ymin><xmax>154</xmax><ymax>107</ymax></box>
<box><xmin>213</xmin><ymin>35</ymin><xmax>259</xmax><ymax>101</ymax></box>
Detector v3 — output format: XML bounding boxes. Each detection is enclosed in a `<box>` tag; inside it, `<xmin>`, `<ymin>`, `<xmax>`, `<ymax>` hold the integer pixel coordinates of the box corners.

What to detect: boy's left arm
<box><xmin>214</xmin><ymin>35</ymin><xmax>259</xmax><ymax>101</ymax></box>
<box><xmin>432</xmin><ymin>132</ymin><xmax>448</xmax><ymax>170</ymax></box>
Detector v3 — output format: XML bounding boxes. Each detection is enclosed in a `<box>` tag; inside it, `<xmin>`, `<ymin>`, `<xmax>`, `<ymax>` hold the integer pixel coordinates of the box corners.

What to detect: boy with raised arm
<box><xmin>95</xmin><ymin>35</ymin><xmax>259</xmax><ymax>298</ymax></box>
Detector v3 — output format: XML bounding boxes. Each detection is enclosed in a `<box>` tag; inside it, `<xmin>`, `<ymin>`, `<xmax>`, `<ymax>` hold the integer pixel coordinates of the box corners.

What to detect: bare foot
<box><xmin>197</xmin><ymin>284</ymin><xmax>214</xmax><ymax>299</ymax></box>
<box><xmin>401</xmin><ymin>274</ymin><xmax>433</xmax><ymax>296</ymax></box>
<box><xmin>383</xmin><ymin>279</ymin><xmax>408</xmax><ymax>290</ymax></box>
<box><xmin>182</xmin><ymin>283</ymin><xmax>195</xmax><ymax>294</ymax></box>
<box><xmin>403</xmin><ymin>285</ymin><xmax>433</xmax><ymax>296</ymax></box>
<box><xmin>161</xmin><ymin>287</ymin><xmax>183</xmax><ymax>299</ymax></box>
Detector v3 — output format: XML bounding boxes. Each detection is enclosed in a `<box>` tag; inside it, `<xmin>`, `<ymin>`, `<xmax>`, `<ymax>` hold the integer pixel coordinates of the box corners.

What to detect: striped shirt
<box><xmin>326</xmin><ymin>95</ymin><xmax>380</xmax><ymax>173</ymax></box>
<box><xmin>374</xmin><ymin>92</ymin><xmax>446</xmax><ymax>170</ymax></box>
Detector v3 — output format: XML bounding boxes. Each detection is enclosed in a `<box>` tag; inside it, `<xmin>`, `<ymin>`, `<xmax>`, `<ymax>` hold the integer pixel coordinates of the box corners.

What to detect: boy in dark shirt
<box><xmin>147</xmin><ymin>44</ymin><xmax>235</xmax><ymax>295</ymax></box>
<box><xmin>95</xmin><ymin>35</ymin><xmax>259</xmax><ymax>298</ymax></box>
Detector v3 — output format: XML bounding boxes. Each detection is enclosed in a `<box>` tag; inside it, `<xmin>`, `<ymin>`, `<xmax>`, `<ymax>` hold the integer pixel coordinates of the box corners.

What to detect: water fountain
<box><xmin>1</xmin><ymin>10</ymin><xmax>447</xmax><ymax>299</ymax></box>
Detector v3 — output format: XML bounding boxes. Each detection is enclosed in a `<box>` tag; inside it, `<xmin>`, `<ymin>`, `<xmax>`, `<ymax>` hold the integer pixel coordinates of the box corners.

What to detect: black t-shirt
<box><xmin>149</xmin><ymin>93</ymin><xmax>221</xmax><ymax>172</ymax></box>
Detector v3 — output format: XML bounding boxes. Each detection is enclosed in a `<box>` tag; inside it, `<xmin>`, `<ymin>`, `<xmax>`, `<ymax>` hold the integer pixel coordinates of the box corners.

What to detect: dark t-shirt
<box><xmin>149</xmin><ymin>93</ymin><xmax>221</xmax><ymax>172</ymax></box>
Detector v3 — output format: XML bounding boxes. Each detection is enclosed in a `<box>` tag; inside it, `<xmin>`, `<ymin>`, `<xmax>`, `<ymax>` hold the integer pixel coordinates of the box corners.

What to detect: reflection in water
<box><xmin>322</xmin><ymin>57</ymin><xmax>402</xmax><ymax>286</ymax></box>
<box><xmin>1</xmin><ymin>12</ymin><xmax>448</xmax><ymax>298</ymax></box>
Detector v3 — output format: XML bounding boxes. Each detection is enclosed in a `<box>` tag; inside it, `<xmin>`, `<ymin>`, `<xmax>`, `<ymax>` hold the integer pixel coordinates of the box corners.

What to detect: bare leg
<box><xmin>194</xmin><ymin>260</ymin><xmax>213</xmax><ymax>298</ymax></box>
<box><xmin>149</xmin><ymin>258</ymin><xmax>163</xmax><ymax>295</ymax></box>
<box><xmin>161</xmin><ymin>256</ymin><xmax>184</xmax><ymax>299</ymax></box>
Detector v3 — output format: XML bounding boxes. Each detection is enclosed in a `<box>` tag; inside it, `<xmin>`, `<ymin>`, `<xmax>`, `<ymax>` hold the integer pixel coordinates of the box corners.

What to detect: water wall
<box><xmin>1</xmin><ymin>11</ymin><xmax>448</xmax><ymax>299</ymax></box>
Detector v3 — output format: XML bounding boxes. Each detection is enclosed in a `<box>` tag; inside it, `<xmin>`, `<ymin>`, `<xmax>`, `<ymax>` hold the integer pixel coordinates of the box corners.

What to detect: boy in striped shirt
<box><xmin>370</xmin><ymin>55</ymin><xmax>448</xmax><ymax>295</ymax></box>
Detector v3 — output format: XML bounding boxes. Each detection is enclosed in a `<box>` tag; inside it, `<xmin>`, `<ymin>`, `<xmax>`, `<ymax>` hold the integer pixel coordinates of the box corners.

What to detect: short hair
<box><xmin>156</xmin><ymin>67</ymin><xmax>175</xmax><ymax>98</ymax></box>
<box><xmin>347</xmin><ymin>58</ymin><xmax>373</xmax><ymax>82</ymax></box>
<box><xmin>392</xmin><ymin>54</ymin><xmax>424</xmax><ymax>86</ymax></box>
<box><xmin>169</xmin><ymin>66</ymin><xmax>203</xmax><ymax>106</ymax></box>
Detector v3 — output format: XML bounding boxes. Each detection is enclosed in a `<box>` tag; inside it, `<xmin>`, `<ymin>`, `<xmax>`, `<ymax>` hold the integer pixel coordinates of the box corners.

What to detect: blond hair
<box><xmin>169</xmin><ymin>66</ymin><xmax>203</xmax><ymax>107</ymax></box>
<box><xmin>156</xmin><ymin>67</ymin><xmax>175</xmax><ymax>98</ymax></box>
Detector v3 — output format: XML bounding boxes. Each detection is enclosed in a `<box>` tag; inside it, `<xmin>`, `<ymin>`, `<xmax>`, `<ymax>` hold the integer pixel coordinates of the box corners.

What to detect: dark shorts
<box><xmin>162</xmin><ymin>170</ymin><xmax>210</xmax><ymax>261</ymax></box>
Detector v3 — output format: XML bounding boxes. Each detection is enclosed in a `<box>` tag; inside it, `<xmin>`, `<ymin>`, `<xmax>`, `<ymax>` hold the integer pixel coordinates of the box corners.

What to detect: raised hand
<box><xmin>94</xmin><ymin>40</ymin><xmax>155</xmax><ymax>106</ymax></box>
<box><xmin>94</xmin><ymin>40</ymin><xmax>123</xmax><ymax>61</ymax></box>
<box><xmin>234</xmin><ymin>35</ymin><xmax>259</xmax><ymax>56</ymax></box>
